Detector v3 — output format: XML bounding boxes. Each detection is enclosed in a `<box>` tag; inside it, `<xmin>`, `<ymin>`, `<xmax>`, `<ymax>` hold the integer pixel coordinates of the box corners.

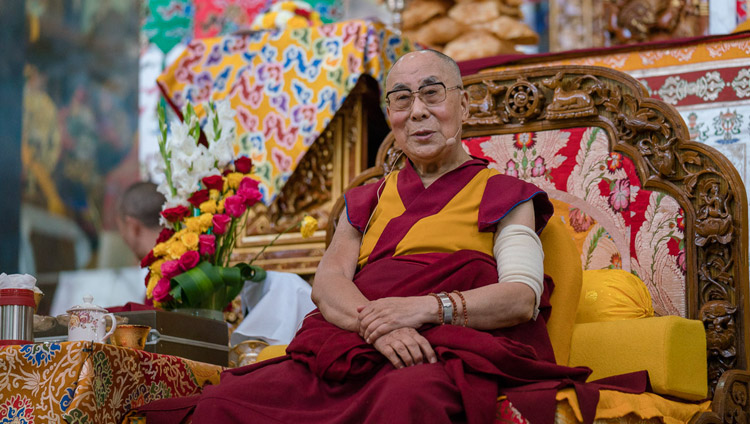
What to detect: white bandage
<box><xmin>493</xmin><ymin>224</ymin><xmax>545</xmax><ymax>320</ymax></box>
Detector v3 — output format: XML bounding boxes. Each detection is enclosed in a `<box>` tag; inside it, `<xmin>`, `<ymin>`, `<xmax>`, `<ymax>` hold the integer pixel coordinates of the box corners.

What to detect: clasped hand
<box><xmin>357</xmin><ymin>297</ymin><xmax>437</xmax><ymax>369</ymax></box>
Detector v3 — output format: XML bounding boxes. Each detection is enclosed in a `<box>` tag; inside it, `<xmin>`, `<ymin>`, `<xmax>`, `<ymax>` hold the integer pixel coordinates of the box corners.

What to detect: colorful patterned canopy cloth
<box><xmin>157</xmin><ymin>19</ymin><xmax>414</xmax><ymax>204</ymax></box>
<box><xmin>0</xmin><ymin>341</ymin><xmax>222</xmax><ymax>423</ymax></box>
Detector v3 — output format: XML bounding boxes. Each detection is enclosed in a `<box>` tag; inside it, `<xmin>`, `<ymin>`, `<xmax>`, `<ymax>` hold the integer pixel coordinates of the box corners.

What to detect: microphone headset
<box><xmin>445</xmin><ymin>125</ymin><xmax>462</xmax><ymax>147</ymax></box>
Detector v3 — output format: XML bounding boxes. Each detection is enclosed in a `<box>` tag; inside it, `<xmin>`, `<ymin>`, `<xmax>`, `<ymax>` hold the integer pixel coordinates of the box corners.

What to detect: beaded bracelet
<box><xmin>447</xmin><ymin>292</ymin><xmax>458</xmax><ymax>325</ymax></box>
<box><xmin>429</xmin><ymin>293</ymin><xmax>444</xmax><ymax>325</ymax></box>
<box><xmin>452</xmin><ymin>290</ymin><xmax>468</xmax><ymax>327</ymax></box>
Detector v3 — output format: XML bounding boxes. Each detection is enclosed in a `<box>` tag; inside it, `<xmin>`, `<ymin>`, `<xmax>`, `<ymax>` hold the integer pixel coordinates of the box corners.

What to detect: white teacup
<box><xmin>66</xmin><ymin>295</ymin><xmax>117</xmax><ymax>343</ymax></box>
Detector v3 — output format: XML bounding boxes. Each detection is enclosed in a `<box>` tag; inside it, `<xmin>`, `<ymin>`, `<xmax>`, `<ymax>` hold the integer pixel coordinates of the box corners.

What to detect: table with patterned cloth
<box><xmin>0</xmin><ymin>341</ymin><xmax>223</xmax><ymax>424</ymax></box>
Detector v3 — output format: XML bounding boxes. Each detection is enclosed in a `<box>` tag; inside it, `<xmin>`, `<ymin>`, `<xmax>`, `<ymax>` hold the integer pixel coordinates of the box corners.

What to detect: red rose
<box><xmin>212</xmin><ymin>214</ymin><xmax>231</xmax><ymax>235</ymax></box>
<box><xmin>161</xmin><ymin>205</ymin><xmax>190</xmax><ymax>223</ymax></box>
<box><xmin>144</xmin><ymin>271</ymin><xmax>151</xmax><ymax>287</ymax></box>
<box><xmin>153</xmin><ymin>278</ymin><xmax>173</xmax><ymax>302</ymax></box>
<box><xmin>225</xmin><ymin>195</ymin><xmax>247</xmax><ymax>218</ymax></box>
<box><xmin>140</xmin><ymin>250</ymin><xmax>157</xmax><ymax>268</ymax></box>
<box><xmin>156</xmin><ymin>228</ymin><xmax>175</xmax><ymax>243</ymax></box>
<box><xmin>188</xmin><ymin>189</ymin><xmax>210</xmax><ymax>208</ymax></box>
<box><xmin>234</xmin><ymin>156</ymin><xmax>253</xmax><ymax>174</ymax></box>
<box><xmin>199</xmin><ymin>234</ymin><xmax>216</xmax><ymax>256</ymax></box>
<box><xmin>161</xmin><ymin>260</ymin><xmax>182</xmax><ymax>279</ymax></box>
<box><xmin>202</xmin><ymin>175</ymin><xmax>224</xmax><ymax>191</ymax></box>
<box><xmin>179</xmin><ymin>250</ymin><xmax>201</xmax><ymax>272</ymax></box>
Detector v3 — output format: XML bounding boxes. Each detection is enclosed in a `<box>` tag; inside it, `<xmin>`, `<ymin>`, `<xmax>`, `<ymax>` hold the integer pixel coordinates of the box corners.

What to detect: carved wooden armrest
<box><xmin>691</xmin><ymin>369</ymin><xmax>750</xmax><ymax>424</ymax></box>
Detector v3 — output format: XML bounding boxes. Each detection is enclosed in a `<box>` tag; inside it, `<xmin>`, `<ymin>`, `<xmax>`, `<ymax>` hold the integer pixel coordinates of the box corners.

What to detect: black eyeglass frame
<box><xmin>385</xmin><ymin>82</ymin><xmax>462</xmax><ymax>110</ymax></box>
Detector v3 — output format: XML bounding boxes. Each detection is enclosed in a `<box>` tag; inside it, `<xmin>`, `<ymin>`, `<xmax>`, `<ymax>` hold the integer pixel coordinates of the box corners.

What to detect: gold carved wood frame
<box><xmin>327</xmin><ymin>65</ymin><xmax>750</xmax><ymax>422</ymax></box>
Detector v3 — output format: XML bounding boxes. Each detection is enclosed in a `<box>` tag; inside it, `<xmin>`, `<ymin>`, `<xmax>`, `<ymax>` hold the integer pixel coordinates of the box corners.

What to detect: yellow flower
<box><xmin>181</xmin><ymin>232</ymin><xmax>200</xmax><ymax>250</ymax></box>
<box><xmin>225</xmin><ymin>172</ymin><xmax>244</xmax><ymax>190</ymax></box>
<box><xmin>200</xmin><ymin>199</ymin><xmax>218</xmax><ymax>214</ymax></box>
<box><xmin>209</xmin><ymin>189</ymin><xmax>221</xmax><ymax>201</ymax></box>
<box><xmin>198</xmin><ymin>213</ymin><xmax>214</xmax><ymax>231</ymax></box>
<box><xmin>153</xmin><ymin>242</ymin><xmax>168</xmax><ymax>257</ymax></box>
<box><xmin>300</xmin><ymin>215</ymin><xmax>318</xmax><ymax>238</ymax></box>
<box><xmin>146</xmin><ymin>273</ymin><xmax>160</xmax><ymax>298</ymax></box>
<box><xmin>149</xmin><ymin>259</ymin><xmax>165</xmax><ymax>275</ymax></box>
<box><xmin>218</xmin><ymin>198</ymin><xmax>226</xmax><ymax>213</ymax></box>
<box><xmin>185</xmin><ymin>216</ymin><xmax>202</xmax><ymax>233</ymax></box>
<box><xmin>167</xmin><ymin>240</ymin><xmax>188</xmax><ymax>259</ymax></box>
<box><xmin>153</xmin><ymin>300</ymin><xmax>165</xmax><ymax>309</ymax></box>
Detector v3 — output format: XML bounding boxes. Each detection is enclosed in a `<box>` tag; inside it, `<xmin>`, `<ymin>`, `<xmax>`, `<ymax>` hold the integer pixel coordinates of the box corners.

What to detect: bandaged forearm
<box><xmin>493</xmin><ymin>224</ymin><xmax>544</xmax><ymax>320</ymax></box>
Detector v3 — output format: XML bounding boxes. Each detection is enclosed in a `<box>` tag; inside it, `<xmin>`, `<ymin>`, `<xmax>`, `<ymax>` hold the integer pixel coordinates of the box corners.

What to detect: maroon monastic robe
<box><xmin>139</xmin><ymin>159</ymin><xmax>645</xmax><ymax>424</ymax></box>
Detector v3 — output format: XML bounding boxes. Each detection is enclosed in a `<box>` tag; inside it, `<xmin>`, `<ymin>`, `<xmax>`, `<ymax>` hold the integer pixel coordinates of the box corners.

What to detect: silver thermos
<box><xmin>0</xmin><ymin>289</ymin><xmax>35</xmax><ymax>345</ymax></box>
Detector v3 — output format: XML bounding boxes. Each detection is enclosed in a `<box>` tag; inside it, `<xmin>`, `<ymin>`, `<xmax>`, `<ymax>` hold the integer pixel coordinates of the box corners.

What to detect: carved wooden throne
<box><xmin>324</xmin><ymin>65</ymin><xmax>750</xmax><ymax>422</ymax></box>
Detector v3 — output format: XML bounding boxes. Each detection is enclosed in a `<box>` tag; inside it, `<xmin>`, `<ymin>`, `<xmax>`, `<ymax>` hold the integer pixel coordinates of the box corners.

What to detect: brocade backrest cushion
<box><xmin>463</xmin><ymin>127</ymin><xmax>687</xmax><ymax>317</ymax></box>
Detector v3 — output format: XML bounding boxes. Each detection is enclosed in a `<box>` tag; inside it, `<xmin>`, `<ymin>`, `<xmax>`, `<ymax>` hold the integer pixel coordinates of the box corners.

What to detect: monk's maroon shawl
<box><xmin>139</xmin><ymin>159</ymin><xmax>645</xmax><ymax>424</ymax></box>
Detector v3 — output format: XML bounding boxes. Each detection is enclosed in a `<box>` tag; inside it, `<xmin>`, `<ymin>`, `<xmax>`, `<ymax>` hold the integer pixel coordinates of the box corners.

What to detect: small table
<box><xmin>0</xmin><ymin>341</ymin><xmax>223</xmax><ymax>423</ymax></box>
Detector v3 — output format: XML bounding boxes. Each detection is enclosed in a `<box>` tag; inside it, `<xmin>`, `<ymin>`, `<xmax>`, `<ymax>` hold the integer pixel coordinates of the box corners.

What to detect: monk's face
<box><xmin>385</xmin><ymin>52</ymin><xmax>468</xmax><ymax>165</ymax></box>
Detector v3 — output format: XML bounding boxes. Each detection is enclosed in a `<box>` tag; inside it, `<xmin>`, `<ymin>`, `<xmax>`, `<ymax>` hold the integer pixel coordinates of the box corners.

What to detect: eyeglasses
<box><xmin>385</xmin><ymin>82</ymin><xmax>462</xmax><ymax>111</ymax></box>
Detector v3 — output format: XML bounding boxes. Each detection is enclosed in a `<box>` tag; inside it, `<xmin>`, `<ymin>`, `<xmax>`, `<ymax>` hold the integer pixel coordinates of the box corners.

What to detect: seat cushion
<box><xmin>568</xmin><ymin>316</ymin><xmax>708</xmax><ymax>401</ymax></box>
<box><xmin>576</xmin><ymin>269</ymin><xmax>654</xmax><ymax>324</ymax></box>
<box><xmin>540</xmin><ymin>215</ymin><xmax>583</xmax><ymax>366</ymax></box>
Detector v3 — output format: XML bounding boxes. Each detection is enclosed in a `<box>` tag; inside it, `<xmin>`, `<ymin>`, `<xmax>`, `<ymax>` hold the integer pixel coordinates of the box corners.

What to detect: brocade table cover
<box><xmin>0</xmin><ymin>341</ymin><xmax>222</xmax><ymax>423</ymax></box>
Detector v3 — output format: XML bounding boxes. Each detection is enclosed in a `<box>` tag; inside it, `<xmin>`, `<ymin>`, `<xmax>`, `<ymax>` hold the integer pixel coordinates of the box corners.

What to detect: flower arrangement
<box><xmin>141</xmin><ymin>101</ymin><xmax>317</xmax><ymax>312</ymax></box>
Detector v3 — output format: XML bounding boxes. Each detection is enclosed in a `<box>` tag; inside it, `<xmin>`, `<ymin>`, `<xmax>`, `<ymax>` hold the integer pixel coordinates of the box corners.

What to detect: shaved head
<box><xmin>387</xmin><ymin>50</ymin><xmax>463</xmax><ymax>90</ymax></box>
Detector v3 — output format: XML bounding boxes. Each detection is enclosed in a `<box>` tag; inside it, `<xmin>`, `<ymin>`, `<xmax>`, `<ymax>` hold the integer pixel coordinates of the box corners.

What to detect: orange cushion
<box><xmin>540</xmin><ymin>215</ymin><xmax>583</xmax><ymax>366</ymax></box>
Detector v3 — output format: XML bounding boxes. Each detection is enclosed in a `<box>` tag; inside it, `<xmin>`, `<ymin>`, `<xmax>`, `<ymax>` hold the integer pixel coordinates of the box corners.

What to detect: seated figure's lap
<box><xmin>195</xmin><ymin>358</ymin><xmax>465</xmax><ymax>423</ymax></box>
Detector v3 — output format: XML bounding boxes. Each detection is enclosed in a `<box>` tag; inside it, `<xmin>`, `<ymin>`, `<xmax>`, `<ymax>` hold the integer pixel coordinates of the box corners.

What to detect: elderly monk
<box><xmin>139</xmin><ymin>50</ymin><xmax>642</xmax><ymax>424</ymax></box>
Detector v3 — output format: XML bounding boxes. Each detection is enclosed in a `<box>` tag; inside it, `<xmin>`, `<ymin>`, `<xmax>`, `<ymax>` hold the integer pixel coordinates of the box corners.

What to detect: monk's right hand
<box><xmin>372</xmin><ymin>327</ymin><xmax>437</xmax><ymax>369</ymax></box>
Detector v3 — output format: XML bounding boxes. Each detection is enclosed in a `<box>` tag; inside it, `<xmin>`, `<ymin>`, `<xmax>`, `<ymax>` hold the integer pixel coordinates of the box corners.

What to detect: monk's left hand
<box><xmin>357</xmin><ymin>296</ymin><xmax>435</xmax><ymax>343</ymax></box>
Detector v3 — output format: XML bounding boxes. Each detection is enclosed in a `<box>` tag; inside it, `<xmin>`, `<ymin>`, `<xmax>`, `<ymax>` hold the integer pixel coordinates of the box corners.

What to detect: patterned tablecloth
<box><xmin>0</xmin><ymin>341</ymin><xmax>222</xmax><ymax>424</ymax></box>
<box><xmin>157</xmin><ymin>19</ymin><xmax>414</xmax><ymax>204</ymax></box>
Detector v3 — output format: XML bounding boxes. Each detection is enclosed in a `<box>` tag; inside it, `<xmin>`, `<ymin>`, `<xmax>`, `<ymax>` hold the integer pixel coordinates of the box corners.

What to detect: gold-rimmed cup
<box><xmin>111</xmin><ymin>324</ymin><xmax>151</xmax><ymax>350</ymax></box>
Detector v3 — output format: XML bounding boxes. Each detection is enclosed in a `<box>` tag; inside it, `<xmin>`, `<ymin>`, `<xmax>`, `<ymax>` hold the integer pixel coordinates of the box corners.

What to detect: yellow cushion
<box><xmin>576</xmin><ymin>269</ymin><xmax>654</xmax><ymax>324</ymax></box>
<box><xmin>257</xmin><ymin>344</ymin><xmax>288</xmax><ymax>362</ymax></box>
<box><xmin>568</xmin><ymin>316</ymin><xmax>708</xmax><ymax>401</ymax></box>
<box><xmin>540</xmin><ymin>215</ymin><xmax>583</xmax><ymax>366</ymax></box>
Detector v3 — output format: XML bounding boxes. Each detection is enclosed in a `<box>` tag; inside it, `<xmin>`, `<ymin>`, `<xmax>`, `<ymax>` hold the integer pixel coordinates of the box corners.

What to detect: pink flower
<box><xmin>199</xmin><ymin>234</ymin><xmax>216</xmax><ymax>256</ymax></box>
<box><xmin>677</xmin><ymin>250</ymin><xmax>686</xmax><ymax>274</ymax></box>
<box><xmin>179</xmin><ymin>250</ymin><xmax>200</xmax><ymax>272</ymax></box>
<box><xmin>161</xmin><ymin>260</ymin><xmax>182</xmax><ymax>279</ymax></box>
<box><xmin>505</xmin><ymin>160</ymin><xmax>518</xmax><ymax>178</ymax></box>
<box><xmin>238</xmin><ymin>178</ymin><xmax>263</xmax><ymax>207</ymax></box>
<box><xmin>609</xmin><ymin>179</ymin><xmax>631</xmax><ymax>211</ymax></box>
<box><xmin>531</xmin><ymin>157</ymin><xmax>546</xmax><ymax>177</ymax></box>
<box><xmin>225</xmin><ymin>194</ymin><xmax>247</xmax><ymax>218</ymax></box>
<box><xmin>212</xmin><ymin>214</ymin><xmax>231</xmax><ymax>235</ymax></box>
<box><xmin>153</xmin><ymin>278</ymin><xmax>173</xmax><ymax>302</ymax></box>
<box><xmin>569</xmin><ymin>208</ymin><xmax>595</xmax><ymax>233</ymax></box>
